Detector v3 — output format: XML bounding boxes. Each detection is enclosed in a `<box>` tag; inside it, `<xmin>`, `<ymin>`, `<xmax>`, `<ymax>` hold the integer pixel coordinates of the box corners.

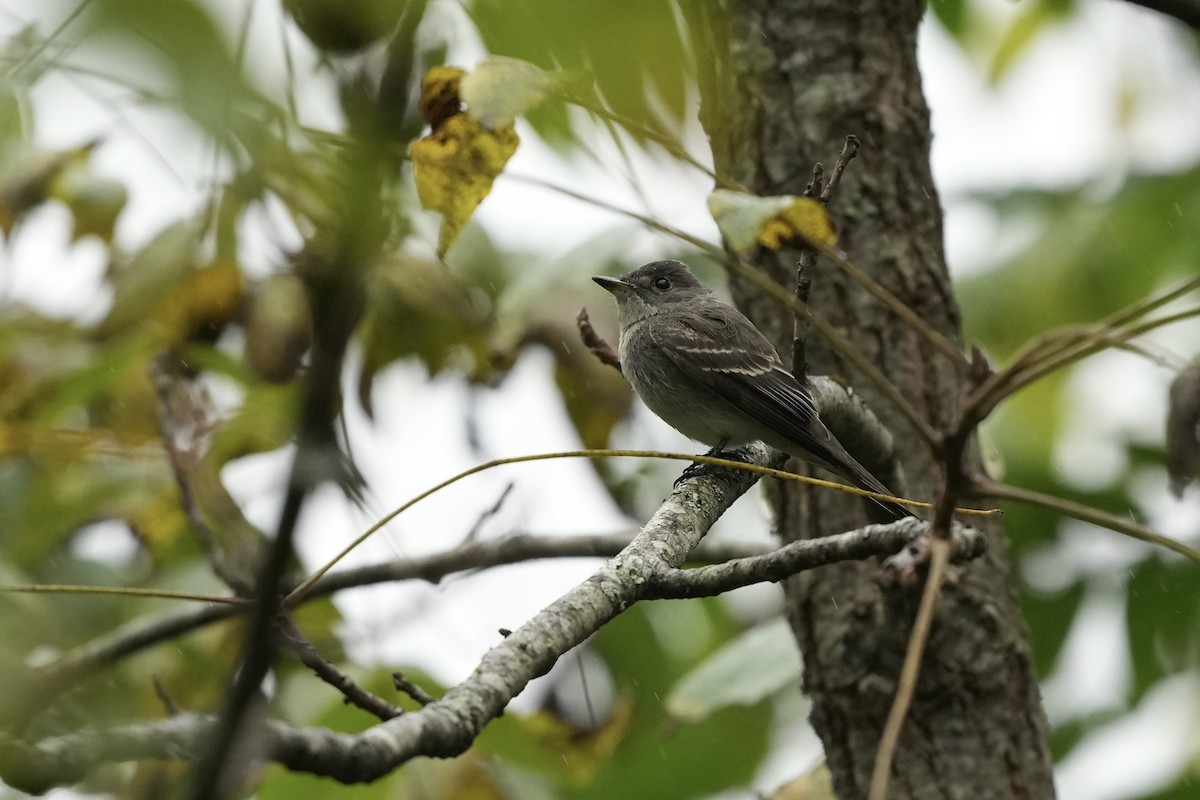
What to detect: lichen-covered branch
<box><xmin>0</xmin><ymin>442</ymin><xmax>960</xmax><ymax>791</ymax></box>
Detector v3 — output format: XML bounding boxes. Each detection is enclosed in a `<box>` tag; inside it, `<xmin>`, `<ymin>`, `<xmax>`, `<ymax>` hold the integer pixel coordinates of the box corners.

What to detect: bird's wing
<box><xmin>649</xmin><ymin>307</ymin><xmax>828</xmax><ymax>456</ymax></box>
<box><xmin>650</xmin><ymin>307</ymin><xmax>913</xmax><ymax>519</ymax></box>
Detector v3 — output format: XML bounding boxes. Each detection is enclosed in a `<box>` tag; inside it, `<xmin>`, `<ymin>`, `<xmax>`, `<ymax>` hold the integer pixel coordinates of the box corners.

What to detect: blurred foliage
<box><xmin>955</xmin><ymin>116</ymin><xmax>1200</xmax><ymax>800</ymax></box>
<box><xmin>0</xmin><ymin>0</ymin><xmax>1197</xmax><ymax>798</ymax></box>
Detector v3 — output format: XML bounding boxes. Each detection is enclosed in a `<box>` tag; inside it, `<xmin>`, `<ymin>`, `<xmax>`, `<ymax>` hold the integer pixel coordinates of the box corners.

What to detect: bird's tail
<box><xmin>841</xmin><ymin>459</ymin><xmax>916</xmax><ymax>522</ymax></box>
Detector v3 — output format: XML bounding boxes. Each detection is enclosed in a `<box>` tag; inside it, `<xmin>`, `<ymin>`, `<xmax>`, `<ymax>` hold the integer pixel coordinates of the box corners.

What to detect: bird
<box><xmin>592</xmin><ymin>259</ymin><xmax>913</xmax><ymax>520</ymax></box>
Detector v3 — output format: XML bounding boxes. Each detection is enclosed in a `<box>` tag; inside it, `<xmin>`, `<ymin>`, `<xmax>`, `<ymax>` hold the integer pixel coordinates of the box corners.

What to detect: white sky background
<box><xmin>2</xmin><ymin>0</ymin><xmax>1200</xmax><ymax>798</ymax></box>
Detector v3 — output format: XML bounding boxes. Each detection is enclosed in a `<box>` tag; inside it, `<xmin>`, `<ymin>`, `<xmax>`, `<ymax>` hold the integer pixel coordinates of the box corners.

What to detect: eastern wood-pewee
<box><xmin>593</xmin><ymin>259</ymin><xmax>913</xmax><ymax>520</ymax></box>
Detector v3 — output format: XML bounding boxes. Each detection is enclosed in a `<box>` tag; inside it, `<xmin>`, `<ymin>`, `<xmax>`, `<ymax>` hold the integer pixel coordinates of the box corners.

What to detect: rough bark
<box><xmin>698</xmin><ymin>1</ymin><xmax>1057</xmax><ymax>797</ymax></box>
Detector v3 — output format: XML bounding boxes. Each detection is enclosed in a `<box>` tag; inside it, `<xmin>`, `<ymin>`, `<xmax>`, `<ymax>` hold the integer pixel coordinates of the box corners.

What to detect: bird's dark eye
<box><xmin>654</xmin><ymin>277</ymin><xmax>671</xmax><ymax>291</ymax></box>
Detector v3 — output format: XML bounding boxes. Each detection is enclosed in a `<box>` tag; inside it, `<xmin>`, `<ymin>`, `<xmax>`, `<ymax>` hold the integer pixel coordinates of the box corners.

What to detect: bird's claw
<box><xmin>673</xmin><ymin>444</ymin><xmax>751</xmax><ymax>490</ymax></box>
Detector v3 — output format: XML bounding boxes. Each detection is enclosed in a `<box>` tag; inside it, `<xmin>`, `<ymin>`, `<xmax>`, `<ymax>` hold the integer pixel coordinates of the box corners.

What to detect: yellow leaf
<box><xmin>760</xmin><ymin>197</ymin><xmax>837</xmax><ymax>250</ymax></box>
<box><xmin>709</xmin><ymin>190</ymin><xmax>837</xmax><ymax>253</ymax></box>
<box><xmin>411</xmin><ymin>113</ymin><xmax>519</xmax><ymax>257</ymax></box>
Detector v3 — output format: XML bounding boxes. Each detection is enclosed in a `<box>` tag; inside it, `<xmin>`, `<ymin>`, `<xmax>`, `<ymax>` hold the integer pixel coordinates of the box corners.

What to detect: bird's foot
<box><xmin>674</xmin><ymin>440</ymin><xmax>752</xmax><ymax>489</ymax></box>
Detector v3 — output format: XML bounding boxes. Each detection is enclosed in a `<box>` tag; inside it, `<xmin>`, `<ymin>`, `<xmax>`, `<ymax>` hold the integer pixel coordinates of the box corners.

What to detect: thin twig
<box><xmin>0</xmin><ymin>585</ymin><xmax>246</xmax><ymax>605</ymax></box>
<box><xmin>577</xmin><ymin>306</ymin><xmax>622</xmax><ymax>371</ymax></box>
<box><xmin>867</xmin><ymin>535</ymin><xmax>952</xmax><ymax>800</ymax></box>
<box><xmin>391</xmin><ymin>673</ymin><xmax>436</xmax><ymax>707</ymax></box>
<box><xmin>565</xmin><ymin>93</ymin><xmax>742</xmax><ymax>190</ymax></box>
<box><xmin>152</xmin><ymin>677</ymin><xmax>179</xmax><ymax>717</ymax></box>
<box><xmin>646</xmin><ymin>519</ymin><xmax>984</xmax><ymax>599</ymax></box>
<box><xmin>820</xmin><ymin>135</ymin><xmax>860</xmax><ymax>205</ymax></box>
<box><xmin>279</xmin><ymin>616</ymin><xmax>404</xmax><ymax>721</ymax></box>
<box><xmin>286</xmin><ymin>448</ymin><xmax>994</xmax><ymax>607</ymax></box>
<box><xmin>19</xmin><ymin>532</ymin><xmax>776</xmax><ymax>723</ymax></box>
<box><xmin>463</xmin><ymin>483</ymin><xmax>514</xmax><ymax>542</ymax></box>
<box><xmin>790</xmin><ymin>249</ymin><xmax>815</xmax><ymax>382</ymax></box>
<box><xmin>792</xmin><ymin>135</ymin><xmax>859</xmax><ymax>381</ymax></box>
<box><xmin>188</xmin><ymin>482</ymin><xmax>305</xmax><ymax>800</ymax></box>
<box><xmin>967</xmin><ymin>272</ymin><xmax>1200</xmax><ymax>416</ymax></box>
<box><xmin>966</xmin><ymin>302</ymin><xmax>1200</xmax><ymax>426</ymax></box>
<box><xmin>973</xmin><ymin>476</ymin><xmax>1200</xmax><ymax>565</ymax></box>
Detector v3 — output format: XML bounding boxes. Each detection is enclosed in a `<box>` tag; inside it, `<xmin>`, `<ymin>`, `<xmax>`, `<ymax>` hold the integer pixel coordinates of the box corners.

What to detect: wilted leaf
<box><xmin>411</xmin><ymin>111</ymin><xmax>519</xmax><ymax>257</ymax></box>
<box><xmin>356</xmin><ymin>255</ymin><xmax>492</xmax><ymax>412</ymax></box>
<box><xmin>521</xmin><ymin>317</ymin><xmax>631</xmax><ymax>450</ymax></box>
<box><xmin>245</xmin><ymin>274</ymin><xmax>312</xmax><ymax>383</ymax></box>
<box><xmin>761</xmin><ymin>197</ymin><xmax>837</xmax><ymax>250</ymax></box>
<box><xmin>708</xmin><ymin>190</ymin><xmax>836</xmax><ymax>254</ymax></box>
<box><xmin>665</xmin><ymin>617</ymin><xmax>802</xmax><ymax>724</ymax></box>
<box><xmin>98</xmin><ymin>219</ymin><xmax>204</xmax><ymax>339</ymax></box>
<box><xmin>154</xmin><ymin>258</ymin><xmax>244</xmax><ymax>343</ymax></box>
<box><xmin>461</xmin><ymin>56</ymin><xmax>560</xmax><ymax>130</ymax></box>
<box><xmin>1166</xmin><ymin>359</ymin><xmax>1200</xmax><ymax>498</ymax></box>
<box><xmin>479</xmin><ymin>702</ymin><xmax>633</xmax><ymax>787</ymax></box>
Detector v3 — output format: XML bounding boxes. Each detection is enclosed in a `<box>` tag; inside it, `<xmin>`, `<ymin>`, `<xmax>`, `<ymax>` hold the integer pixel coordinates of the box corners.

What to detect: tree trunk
<box><xmin>698</xmin><ymin>1</ymin><xmax>1057</xmax><ymax>797</ymax></box>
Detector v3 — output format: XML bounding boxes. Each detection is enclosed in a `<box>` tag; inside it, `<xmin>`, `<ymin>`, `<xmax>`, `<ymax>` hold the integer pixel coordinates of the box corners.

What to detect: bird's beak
<box><xmin>592</xmin><ymin>275</ymin><xmax>634</xmax><ymax>294</ymax></box>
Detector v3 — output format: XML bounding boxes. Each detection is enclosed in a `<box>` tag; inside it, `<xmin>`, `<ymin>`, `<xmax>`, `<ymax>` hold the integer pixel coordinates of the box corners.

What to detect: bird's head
<box><xmin>592</xmin><ymin>260</ymin><xmax>710</xmax><ymax>326</ymax></box>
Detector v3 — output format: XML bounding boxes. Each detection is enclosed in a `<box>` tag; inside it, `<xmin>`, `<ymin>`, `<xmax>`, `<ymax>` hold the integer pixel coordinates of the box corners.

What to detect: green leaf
<box><xmin>666</xmin><ymin>616</ymin><xmax>802</xmax><ymax>724</ymax></box>
<box><xmin>930</xmin><ymin>0</ymin><xmax>971</xmax><ymax>40</ymax></box>
<box><xmin>1126</xmin><ymin>557</ymin><xmax>1200</xmax><ymax>700</ymax></box>
<box><xmin>1021</xmin><ymin>580</ymin><xmax>1085</xmax><ymax>678</ymax></box>
<box><xmin>89</xmin><ymin>0</ymin><xmax>270</xmax><ymax>139</ymax></box>
<box><xmin>467</xmin><ymin>0</ymin><xmax>697</xmax><ymax>143</ymax></box>
<box><xmin>570</xmin><ymin>601</ymin><xmax>772</xmax><ymax>799</ymax></box>
<box><xmin>959</xmin><ymin>167</ymin><xmax>1200</xmax><ymax>359</ymax></box>
<box><xmin>356</xmin><ymin>255</ymin><xmax>494</xmax><ymax>411</ymax></box>
<box><xmin>283</xmin><ymin>0</ymin><xmax>407</xmax><ymax>54</ymax></box>
<box><xmin>988</xmin><ymin>3</ymin><xmax>1055</xmax><ymax>84</ymax></box>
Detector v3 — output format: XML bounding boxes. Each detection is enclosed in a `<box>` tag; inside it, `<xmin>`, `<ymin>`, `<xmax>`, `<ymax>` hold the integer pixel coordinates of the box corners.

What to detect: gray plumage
<box><xmin>593</xmin><ymin>259</ymin><xmax>912</xmax><ymax>520</ymax></box>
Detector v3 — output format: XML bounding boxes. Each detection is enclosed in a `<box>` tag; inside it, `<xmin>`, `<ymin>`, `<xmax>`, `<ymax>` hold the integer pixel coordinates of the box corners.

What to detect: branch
<box><xmin>868</xmin><ymin>535</ymin><xmax>952</xmax><ymax>800</ymax></box>
<box><xmin>2</xmin><ymin>444</ymin><xmax>774</xmax><ymax>791</ymax></box>
<box><xmin>973</xmin><ymin>476</ymin><xmax>1200</xmax><ymax>565</ymax></box>
<box><xmin>0</xmin><ymin>458</ymin><xmax>984</xmax><ymax>791</ymax></box>
<box><xmin>646</xmin><ymin>518</ymin><xmax>984</xmax><ymax>599</ymax></box>
<box><xmin>13</xmin><ymin>532</ymin><xmax>774</xmax><ymax>729</ymax></box>
<box><xmin>576</xmin><ymin>306</ymin><xmax>622</xmax><ymax>371</ymax></box>
<box><xmin>792</xmin><ymin>135</ymin><xmax>859</xmax><ymax>381</ymax></box>
<box><xmin>278</xmin><ymin>616</ymin><xmax>405</xmax><ymax>721</ymax></box>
